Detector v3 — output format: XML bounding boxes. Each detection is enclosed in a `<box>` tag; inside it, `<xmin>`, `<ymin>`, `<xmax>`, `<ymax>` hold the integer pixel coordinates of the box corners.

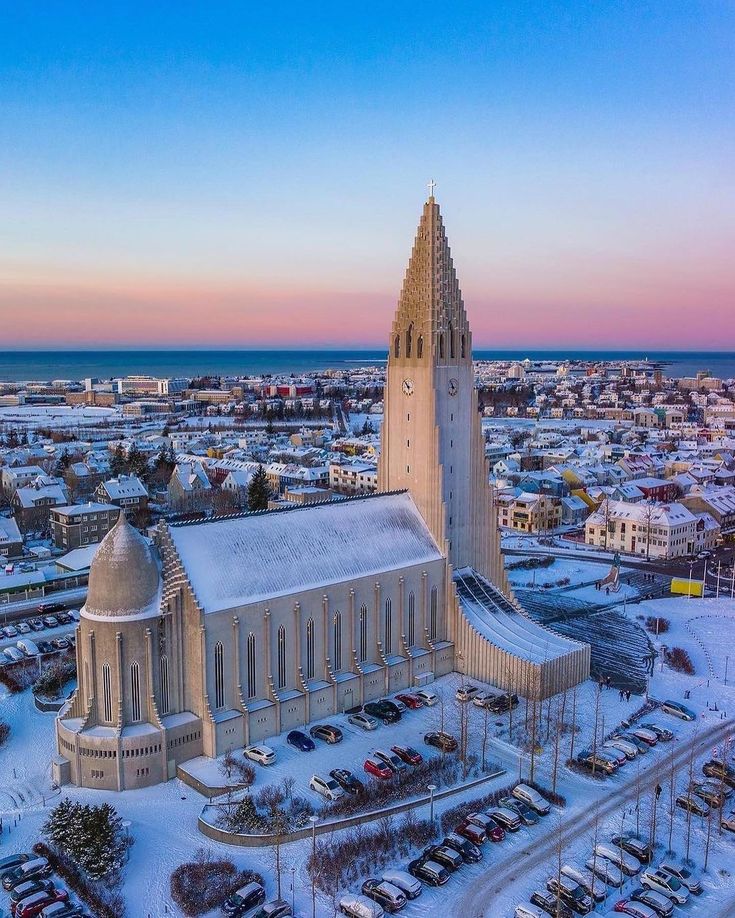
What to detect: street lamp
<box><xmin>309</xmin><ymin>815</ymin><xmax>319</xmax><ymax>918</ymax></box>
<box><xmin>427</xmin><ymin>784</ymin><xmax>437</xmax><ymax>824</ymax></box>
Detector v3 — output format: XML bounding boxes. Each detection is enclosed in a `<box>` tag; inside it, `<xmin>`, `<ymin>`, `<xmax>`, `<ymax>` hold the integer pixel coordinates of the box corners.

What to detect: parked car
<box><xmin>66</xmin><ymin>609</ymin><xmax>80</xmax><ymax>622</ymax></box>
<box><xmin>690</xmin><ymin>781</ymin><xmax>729</xmax><ymax>808</ymax></box>
<box><xmin>639</xmin><ymin>869</ymin><xmax>689</xmax><ymax>905</ymax></box>
<box><xmin>29</xmin><ymin>619</ymin><xmax>44</xmax><ymax>632</ymax></box>
<box><xmin>391</xmin><ymin>744</ymin><xmax>423</xmax><ymax>766</ymax></box>
<box><xmin>244</xmin><ymin>744</ymin><xmax>276</xmax><ymax>766</ymax></box>
<box><xmin>610</xmin><ymin>834</ymin><xmax>653</xmax><ymax>864</ymax></box>
<box><xmin>373</xmin><ymin>749</ymin><xmax>406</xmax><ymax>774</ymax></box>
<box><xmin>613</xmin><ymin>900</ymin><xmax>658</xmax><ymax>918</ymax></box>
<box><xmin>512</xmin><ymin>783</ymin><xmax>551</xmax><ymax>815</ymax></box>
<box><xmin>514</xmin><ymin>906</ymin><xmax>546</xmax><ymax>918</ymax></box>
<box><xmin>222</xmin><ymin>881</ymin><xmax>267</xmax><ymax>915</ymax></box>
<box><xmin>309</xmin><ymin>724</ymin><xmax>343</xmax><ymax>744</ymax></box>
<box><xmin>487</xmin><ymin>806</ymin><xmax>521</xmax><ymax>832</ymax></box>
<box><xmin>423</xmin><ymin>731</ymin><xmax>458</xmax><ymax>752</ymax></box>
<box><xmin>594</xmin><ymin>843</ymin><xmax>640</xmax><ymax>877</ymax></box>
<box><xmin>703</xmin><ymin>758</ymin><xmax>735</xmax><ymax>787</ymax></box>
<box><xmin>605</xmin><ymin>737</ymin><xmax>639</xmax><ymax>760</ymax></box>
<box><xmin>380</xmin><ymin>869</ymin><xmax>422</xmax><ymax>900</ymax></box>
<box><xmin>9</xmin><ymin>879</ymin><xmax>56</xmax><ymax>908</ymax></box>
<box><xmin>601</xmin><ymin>745</ymin><xmax>629</xmax><ymax>767</ymax></box>
<box><xmin>37</xmin><ymin>603</ymin><xmax>63</xmax><ymax>615</ymax></box>
<box><xmin>50</xmin><ymin>638</ymin><xmax>69</xmax><ymax>651</ymax></box>
<box><xmin>251</xmin><ymin>900</ymin><xmax>293</xmax><ymax>918</ymax></box>
<box><xmin>364</xmin><ymin>757</ymin><xmax>393</xmax><ymax>780</ymax></box>
<box><xmin>616</xmin><ymin>733</ymin><xmax>650</xmax><ymax>754</ymax></box>
<box><xmin>560</xmin><ymin>865</ymin><xmax>606</xmax><ymax>903</ymax></box>
<box><xmin>36</xmin><ymin>641</ymin><xmax>54</xmax><ymax>655</ymax></box>
<box><xmin>329</xmin><ymin>768</ymin><xmax>364</xmax><ymax>795</ymax></box>
<box><xmin>626</xmin><ymin>727</ymin><xmax>657</xmax><ymax>746</ymax></box>
<box><xmin>441</xmin><ymin>833</ymin><xmax>482</xmax><ymax>863</ymax></box>
<box><xmin>16</xmin><ymin>891</ymin><xmax>68</xmax><ymax>918</ymax></box>
<box><xmin>4</xmin><ymin>646</ymin><xmax>25</xmax><ymax>663</ymax></box>
<box><xmin>39</xmin><ymin>904</ymin><xmax>86</xmax><ymax>918</ymax></box>
<box><xmin>722</xmin><ymin>810</ymin><xmax>735</xmax><ymax>832</ymax></box>
<box><xmin>360</xmin><ymin>878</ymin><xmax>406</xmax><ymax>913</ymax></box>
<box><xmin>406</xmin><ymin>857</ymin><xmax>449</xmax><ymax>887</ymax></box>
<box><xmin>414</xmin><ymin>689</ymin><xmax>438</xmax><ymax>706</ymax></box>
<box><xmin>348</xmin><ymin>712</ymin><xmax>379</xmax><ymax>731</ymax></box>
<box><xmin>585</xmin><ymin>856</ymin><xmax>624</xmax><ymax>887</ymax></box>
<box><xmin>309</xmin><ymin>774</ymin><xmax>344</xmax><ymax>801</ymax></box>
<box><xmin>17</xmin><ymin>622</ymin><xmax>31</xmax><ymax>634</ymax></box>
<box><xmin>56</xmin><ymin>612</ymin><xmax>72</xmax><ymax>625</ymax></box>
<box><xmin>486</xmin><ymin>692</ymin><xmax>519</xmax><ymax>714</ymax></box>
<box><xmin>339</xmin><ymin>892</ymin><xmax>385</xmax><ymax>918</ymax></box>
<box><xmin>3</xmin><ymin>857</ymin><xmax>52</xmax><ymax>891</ymax></box>
<box><xmin>639</xmin><ymin>723</ymin><xmax>674</xmax><ymax>741</ymax></box>
<box><xmin>675</xmin><ymin>793</ymin><xmax>710</xmax><ymax>817</ymax></box>
<box><xmin>472</xmin><ymin>691</ymin><xmax>499</xmax><ymax>709</ymax></box>
<box><xmin>499</xmin><ymin>796</ymin><xmax>539</xmax><ymax>826</ymax></box>
<box><xmin>659</xmin><ymin>700</ymin><xmax>696</xmax><ymax>721</ymax></box>
<box><xmin>422</xmin><ymin>844</ymin><xmax>463</xmax><ymax>872</ymax></box>
<box><xmin>546</xmin><ymin>875</ymin><xmax>594</xmax><ymax>914</ymax></box>
<box><xmin>3</xmin><ymin>624</ymin><xmax>18</xmax><ymax>639</ymax></box>
<box><xmin>455</xmin><ymin>820</ymin><xmax>486</xmax><ymax>844</ymax></box>
<box><xmin>658</xmin><ymin>861</ymin><xmax>702</xmax><ymax>895</ymax></box>
<box><xmin>456</xmin><ymin>684</ymin><xmax>480</xmax><ymax>702</ymax></box>
<box><xmin>286</xmin><ymin>730</ymin><xmax>315</xmax><ymax>752</ymax></box>
<box><xmin>0</xmin><ymin>853</ymin><xmax>30</xmax><ymax>873</ymax></box>
<box><xmin>363</xmin><ymin>701</ymin><xmax>401</xmax><ymax>724</ymax></box>
<box><xmin>42</xmin><ymin>616</ymin><xmax>59</xmax><ymax>629</ymax></box>
<box><xmin>394</xmin><ymin>693</ymin><xmax>423</xmax><ymax>710</ymax></box>
<box><xmin>628</xmin><ymin>887</ymin><xmax>674</xmax><ymax>918</ymax></box>
<box><xmin>529</xmin><ymin>891</ymin><xmax>574</xmax><ymax>918</ymax></box>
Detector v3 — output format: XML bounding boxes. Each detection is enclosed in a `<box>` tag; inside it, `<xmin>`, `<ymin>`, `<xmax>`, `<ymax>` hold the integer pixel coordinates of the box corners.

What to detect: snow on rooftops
<box><xmin>101</xmin><ymin>475</ymin><xmax>148</xmax><ymax>499</ymax></box>
<box><xmin>166</xmin><ymin>490</ymin><xmax>442</xmax><ymax>612</ymax></box>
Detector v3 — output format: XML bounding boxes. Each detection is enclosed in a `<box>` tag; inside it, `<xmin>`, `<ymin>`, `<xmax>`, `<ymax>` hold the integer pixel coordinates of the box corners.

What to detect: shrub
<box><xmin>32</xmin><ymin>660</ymin><xmax>76</xmax><ymax>699</ymax></box>
<box><xmin>645</xmin><ymin>616</ymin><xmax>670</xmax><ymax>635</ymax></box>
<box><xmin>0</xmin><ymin>721</ymin><xmax>9</xmax><ymax>747</ymax></box>
<box><xmin>665</xmin><ymin>647</ymin><xmax>695</xmax><ymax>675</ymax></box>
<box><xmin>507</xmin><ymin>556</ymin><xmax>554</xmax><ymax>571</ymax></box>
<box><xmin>32</xmin><ymin>842</ymin><xmax>126</xmax><ymax>918</ymax></box>
<box><xmin>170</xmin><ymin>852</ymin><xmax>263</xmax><ymax>917</ymax></box>
<box><xmin>0</xmin><ymin>660</ymin><xmax>37</xmax><ymax>693</ymax></box>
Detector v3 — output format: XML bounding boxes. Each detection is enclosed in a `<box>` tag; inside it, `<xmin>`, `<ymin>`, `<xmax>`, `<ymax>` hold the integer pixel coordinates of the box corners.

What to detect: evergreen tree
<box><xmin>110</xmin><ymin>445</ymin><xmax>127</xmax><ymax>477</ymax></box>
<box><xmin>247</xmin><ymin>465</ymin><xmax>271</xmax><ymax>511</ymax></box>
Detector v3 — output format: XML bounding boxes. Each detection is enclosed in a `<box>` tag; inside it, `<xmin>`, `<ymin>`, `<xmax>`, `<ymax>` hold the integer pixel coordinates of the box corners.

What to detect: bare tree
<box><xmin>667</xmin><ymin>743</ymin><xmax>677</xmax><ymax>854</ymax></box>
<box><xmin>481</xmin><ymin>703</ymin><xmax>490</xmax><ymax>772</ymax></box>
<box><xmin>642</xmin><ymin>499</ymin><xmax>656</xmax><ymax>562</ymax></box>
<box><xmin>552</xmin><ymin>695</ymin><xmax>563</xmax><ymax>794</ymax></box>
<box><xmin>552</xmin><ymin>813</ymin><xmax>565</xmax><ymax>918</ymax></box>
<box><xmin>684</xmin><ymin>729</ymin><xmax>699</xmax><ymax>862</ymax></box>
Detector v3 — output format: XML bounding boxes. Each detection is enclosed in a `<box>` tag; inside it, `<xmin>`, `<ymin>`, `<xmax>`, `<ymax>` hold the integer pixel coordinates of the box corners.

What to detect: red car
<box><xmin>456</xmin><ymin>821</ymin><xmax>486</xmax><ymax>844</ymax></box>
<box><xmin>17</xmin><ymin>890</ymin><xmax>68</xmax><ymax>918</ymax></box>
<box><xmin>391</xmin><ymin>744</ymin><xmax>423</xmax><ymax>766</ymax></box>
<box><xmin>488</xmin><ymin>825</ymin><xmax>505</xmax><ymax>843</ymax></box>
<box><xmin>364</xmin><ymin>757</ymin><xmax>393</xmax><ymax>780</ymax></box>
<box><xmin>395</xmin><ymin>693</ymin><xmax>423</xmax><ymax>710</ymax></box>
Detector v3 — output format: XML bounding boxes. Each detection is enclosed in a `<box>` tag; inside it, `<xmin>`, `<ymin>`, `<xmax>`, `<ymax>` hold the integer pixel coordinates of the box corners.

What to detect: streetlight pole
<box><xmin>309</xmin><ymin>815</ymin><xmax>319</xmax><ymax>918</ymax></box>
<box><xmin>688</xmin><ymin>561</ymin><xmax>693</xmax><ymax>600</ymax></box>
<box><xmin>717</xmin><ymin>561</ymin><xmax>721</xmax><ymax>599</ymax></box>
<box><xmin>428</xmin><ymin>784</ymin><xmax>437</xmax><ymax>825</ymax></box>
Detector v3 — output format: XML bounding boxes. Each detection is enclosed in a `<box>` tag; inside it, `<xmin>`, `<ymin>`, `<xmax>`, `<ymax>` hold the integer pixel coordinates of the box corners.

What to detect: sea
<box><xmin>0</xmin><ymin>349</ymin><xmax>734</xmax><ymax>382</ymax></box>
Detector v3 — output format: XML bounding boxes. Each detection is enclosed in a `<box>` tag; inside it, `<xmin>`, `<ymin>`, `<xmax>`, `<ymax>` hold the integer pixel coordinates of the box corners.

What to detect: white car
<box><xmin>415</xmin><ymin>689</ymin><xmax>438</xmax><ymax>706</ymax></box>
<box><xmin>3</xmin><ymin>646</ymin><xmax>24</xmax><ymax>663</ymax></box>
<box><xmin>640</xmin><ymin>869</ymin><xmax>689</xmax><ymax>904</ymax></box>
<box><xmin>721</xmin><ymin>810</ymin><xmax>735</xmax><ymax>833</ymax></box>
<box><xmin>601</xmin><ymin>744</ymin><xmax>628</xmax><ymax>767</ymax></box>
<box><xmin>244</xmin><ymin>744</ymin><xmax>276</xmax><ymax>766</ymax></box>
<box><xmin>339</xmin><ymin>892</ymin><xmax>384</xmax><ymax>918</ymax></box>
<box><xmin>348</xmin><ymin>712</ymin><xmax>379</xmax><ymax>731</ymax></box>
<box><xmin>381</xmin><ymin>868</ymin><xmax>422</xmax><ymax>900</ymax></box>
<box><xmin>594</xmin><ymin>842</ymin><xmax>640</xmax><ymax>876</ymax></box>
<box><xmin>309</xmin><ymin>774</ymin><xmax>344</xmax><ymax>801</ymax></box>
<box><xmin>67</xmin><ymin>609</ymin><xmax>80</xmax><ymax>622</ymax></box>
<box><xmin>17</xmin><ymin>622</ymin><xmax>31</xmax><ymax>634</ymax></box>
<box><xmin>560</xmin><ymin>864</ymin><xmax>607</xmax><ymax>902</ymax></box>
<box><xmin>585</xmin><ymin>856</ymin><xmax>623</xmax><ymax>887</ymax></box>
<box><xmin>658</xmin><ymin>861</ymin><xmax>702</xmax><ymax>895</ymax></box>
<box><xmin>3</xmin><ymin>625</ymin><xmax>18</xmax><ymax>638</ymax></box>
<box><xmin>514</xmin><ymin>906</ymin><xmax>545</xmax><ymax>918</ymax></box>
<box><xmin>512</xmin><ymin>783</ymin><xmax>551</xmax><ymax>815</ymax></box>
<box><xmin>616</xmin><ymin>902</ymin><xmax>657</xmax><ymax>918</ymax></box>
<box><xmin>605</xmin><ymin>737</ymin><xmax>638</xmax><ymax>760</ymax></box>
<box><xmin>456</xmin><ymin>684</ymin><xmax>480</xmax><ymax>702</ymax></box>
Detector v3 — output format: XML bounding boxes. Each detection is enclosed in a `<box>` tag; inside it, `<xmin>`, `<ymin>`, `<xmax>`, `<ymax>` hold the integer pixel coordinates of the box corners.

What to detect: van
<box><xmin>512</xmin><ymin>783</ymin><xmax>551</xmax><ymax>815</ymax></box>
<box><xmin>17</xmin><ymin>639</ymin><xmax>40</xmax><ymax>658</ymax></box>
<box><xmin>339</xmin><ymin>893</ymin><xmax>385</xmax><ymax>918</ymax></box>
<box><xmin>595</xmin><ymin>843</ymin><xmax>640</xmax><ymax>876</ymax></box>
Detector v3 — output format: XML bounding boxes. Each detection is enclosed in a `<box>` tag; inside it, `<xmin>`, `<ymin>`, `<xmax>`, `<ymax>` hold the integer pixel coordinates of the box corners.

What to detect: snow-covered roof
<box><xmin>167</xmin><ymin>490</ymin><xmax>442</xmax><ymax>611</ymax></box>
<box><xmin>101</xmin><ymin>475</ymin><xmax>148</xmax><ymax>499</ymax></box>
<box><xmin>0</xmin><ymin>516</ymin><xmax>22</xmax><ymax>544</ymax></box>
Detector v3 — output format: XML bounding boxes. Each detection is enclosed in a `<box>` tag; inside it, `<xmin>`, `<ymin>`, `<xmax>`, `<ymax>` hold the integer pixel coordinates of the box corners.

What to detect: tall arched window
<box><xmin>333</xmin><ymin>611</ymin><xmax>342</xmax><ymax>672</ymax></box>
<box><xmin>430</xmin><ymin>586</ymin><xmax>438</xmax><ymax>640</ymax></box>
<box><xmin>159</xmin><ymin>655</ymin><xmax>170</xmax><ymax>716</ymax></box>
<box><xmin>407</xmin><ymin>591</ymin><xmax>416</xmax><ymax>647</ymax></box>
<box><xmin>449</xmin><ymin>321</ymin><xmax>455</xmax><ymax>358</ymax></box>
<box><xmin>406</xmin><ymin>323</ymin><xmax>413</xmax><ymax>358</ymax></box>
<box><xmin>417</xmin><ymin>336</ymin><xmax>424</xmax><ymax>358</ymax></box>
<box><xmin>305</xmin><ymin>617</ymin><xmax>315</xmax><ymax>680</ymax></box>
<box><xmin>130</xmin><ymin>661</ymin><xmax>141</xmax><ymax>722</ymax></box>
<box><xmin>394</xmin><ymin>335</ymin><xmax>400</xmax><ymax>358</ymax></box>
<box><xmin>438</xmin><ymin>334</ymin><xmax>445</xmax><ymax>360</ymax></box>
<box><xmin>384</xmin><ymin>598</ymin><xmax>393</xmax><ymax>654</ymax></box>
<box><xmin>102</xmin><ymin>662</ymin><xmax>112</xmax><ymax>723</ymax></box>
<box><xmin>247</xmin><ymin>632</ymin><xmax>257</xmax><ymax>698</ymax></box>
<box><xmin>277</xmin><ymin>625</ymin><xmax>287</xmax><ymax>689</ymax></box>
<box><xmin>359</xmin><ymin>604</ymin><xmax>368</xmax><ymax>661</ymax></box>
<box><xmin>213</xmin><ymin>641</ymin><xmax>225</xmax><ymax>710</ymax></box>
<box><xmin>461</xmin><ymin>334</ymin><xmax>466</xmax><ymax>359</ymax></box>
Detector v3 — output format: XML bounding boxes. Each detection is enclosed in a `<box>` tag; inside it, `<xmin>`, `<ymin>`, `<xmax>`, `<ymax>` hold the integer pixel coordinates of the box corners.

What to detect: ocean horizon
<box><xmin>1</xmin><ymin>349</ymin><xmax>734</xmax><ymax>382</ymax></box>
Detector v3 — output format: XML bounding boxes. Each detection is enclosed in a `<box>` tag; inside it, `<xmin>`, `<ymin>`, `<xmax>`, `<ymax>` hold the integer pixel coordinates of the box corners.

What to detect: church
<box><xmin>54</xmin><ymin>194</ymin><xmax>590</xmax><ymax>791</ymax></box>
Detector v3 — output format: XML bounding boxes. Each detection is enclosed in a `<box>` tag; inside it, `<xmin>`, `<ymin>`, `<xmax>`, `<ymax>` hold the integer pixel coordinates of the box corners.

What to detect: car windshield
<box><xmin>665</xmin><ymin>875</ymin><xmax>681</xmax><ymax>889</ymax></box>
<box><xmin>406</xmin><ymin>747</ymin><xmax>419</xmax><ymax>756</ymax></box>
<box><xmin>325</xmin><ymin>780</ymin><xmax>338</xmax><ymax>790</ymax></box>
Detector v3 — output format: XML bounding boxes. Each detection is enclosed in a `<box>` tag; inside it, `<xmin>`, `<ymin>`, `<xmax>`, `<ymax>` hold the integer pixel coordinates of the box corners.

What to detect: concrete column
<box><xmin>232</xmin><ymin>616</ymin><xmax>242</xmax><ymax>710</ymax></box>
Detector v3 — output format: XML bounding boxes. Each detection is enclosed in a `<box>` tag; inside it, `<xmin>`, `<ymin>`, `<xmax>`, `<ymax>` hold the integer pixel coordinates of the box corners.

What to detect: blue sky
<box><xmin>1</xmin><ymin>2</ymin><xmax>733</xmax><ymax>347</ymax></box>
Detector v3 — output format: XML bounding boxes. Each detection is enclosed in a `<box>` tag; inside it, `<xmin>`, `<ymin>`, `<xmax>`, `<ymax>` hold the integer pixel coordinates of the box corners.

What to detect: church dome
<box><xmin>84</xmin><ymin>513</ymin><xmax>160</xmax><ymax>619</ymax></box>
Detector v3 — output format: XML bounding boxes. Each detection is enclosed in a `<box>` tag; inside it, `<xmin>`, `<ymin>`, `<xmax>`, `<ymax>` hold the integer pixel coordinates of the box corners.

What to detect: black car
<box><xmin>611</xmin><ymin>833</ymin><xmax>653</xmax><ymax>864</ymax></box>
<box><xmin>329</xmin><ymin>768</ymin><xmax>364</xmax><ymax>795</ymax></box>
<box><xmin>423</xmin><ymin>731</ymin><xmax>458</xmax><ymax>752</ymax></box>
<box><xmin>363</xmin><ymin>700</ymin><xmax>401</xmax><ymax>724</ymax></box>
<box><xmin>309</xmin><ymin>724</ymin><xmax>343</xmax><ymax>744</ymax></box>
<box><xmin>2</xmin><ymin>857</ymin><xmax>52</xmax><ymax>890</ymax></box>
<box><xmin>546</xmin><ymin>878</ymin><xmax>594</xmax><ymax>915</ymax></box>
<box><xmin>530</xmin><ymin>890</ymin><xmax>574</xmax><ymax>918</ymax></box>
<box><xmin>629</xmin><ymin>887</ymin><xmax>674</xmax><ymax>918</ymax></box>
<box><xmin>286</xmin><ymin>730</ymin><xmax>315</xmax><ymax>752</ymax></box>
<box><xmin>0</xmin><ymin>853</ymin><xmax>30</xmax><ymax>873</ymax></box>
<box><xmin>499</xmin><ymin>796</ymin><xmax>539</xmax><ymax>826</ymax></box>
<box><xmin>486</xmin><ymin>692</ymin><xmax>519</xmax><ymax>714</ymax></box>
<box><xmin>37</xmin><ymin>602</ymin><xmax>64</xmax><ymax>614</ymax></box>
<box><xmin>251</xmin><ymin>901</ymin><xmax>293</xmax><ymax>918</ymax></box>
<box><xmin>422</xmin><ymin>844</ymin><xmax>463</xmax><ymax>873</ymax></box>
<box><xmin>640</xmin><ymin>723</ymin><xmax>674</xmax><ymax>741</ymax></box>
<box><xmin>37</xmin><ymin>641</ymin><xmax>55</xmax><ymax>654</ymax></box>
<box><xmin>56</xmin><ymin>611</ymin><xmax>72</xmax><ymax>625</ymax></box>
<box><xmin>407</xmin><ymin>857</ymin><xmax>449</xmax><ymax>887</ymax></box>
<box><xmin>442</xmin><ymin>833</ymin><xmax>482</xmax><ymax>863</ymax></box>
<box><xmin>9</xmin><ymin>878</ymin><xmax>56</xmax><ymax>906</ymax></box>
<box><xmin>222</xmin><ymin>881</ymin><xmax>267</xmax><ymax>915</ymax></box>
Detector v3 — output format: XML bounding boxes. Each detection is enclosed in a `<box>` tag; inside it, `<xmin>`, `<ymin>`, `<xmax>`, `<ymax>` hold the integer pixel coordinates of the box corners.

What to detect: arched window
<box><xmin>407</xmin><ymin>591</ymin><xmax>415</xmax><ymax>647</ymax></box>
<box><xmin>461</xmin><ymin>334</ymin><xmax>466</xmax><ymax>358</ymax></box>
<box><xmin>438</xmin><ymin>334</ymin><xmax>445</xmax><ymax>360</ymax></box>
<box><xmin>130</xmin><ymin>661</ymin><xmax>141</xmax><ymax>722</ymax></box>
<box><xmin>359</xmin><ymin>604</ymin><xmax>368</xmax><ymax>661</ymax></box>
<box><xmin>159</xmin><ymin>655</ymin><xmax>170</xmax><ymax>716</ymax></box>
<box><xmin>277</xmin><ymin>625</ymin><xmax>287</xmax><ymax>689</ymax></box>
<box><xmin>102</xmin><ymin>662</ymin><xmax>112</xmax><ymax>723</ymax></box>
<box><xmin>449</xmin><ymin>321</ymin><xmax>455</xmax><ymax>358</ymax></box>
<box><xmin>394</xmin><ymin>335</ymin><xmax>400</xmax><ymax>358</ymax></box>
<box><xmin>384</xmin><ymin>598</ymin><xmax>392</xmax><ymax>655</ymax></box>
<box><xmin>406</xmin><ymin>323</ymin><xmax>413</xmax><ymax>358</ymax></box>
<box><xmin>417</xmin><ymin>336</ymin><xmax>424</xmax><ymax>358</ymax></box>
<box><xmin>305</xmin><ymin>617</ymin><xmax>315</xmax><ymax>680</ymax></box>
<box><xmin>430</xmin><ymin>586</ymin><xmax>438</xmax><ymax>640</ymax></box>
<box><xmin>213</xmin><ymin>642</ymin><xmax>225</xmax><ymax>710</ymax></box>
<box><xmin>333</xmin><ymin>611</ymin><xmax>342</xmax><ymax>672</ymax></box>
<box><xmin>246</xmin><ymin>632</ymin><xmax>257</xmax><ymax>698</ymax></box>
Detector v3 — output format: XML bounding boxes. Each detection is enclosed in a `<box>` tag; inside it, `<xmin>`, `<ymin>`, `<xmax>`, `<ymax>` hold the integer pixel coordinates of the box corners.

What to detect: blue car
<box><xmin>287</xmin><ymin>729</ymin><xmax>315</xmax><ymax>752</ymax></box>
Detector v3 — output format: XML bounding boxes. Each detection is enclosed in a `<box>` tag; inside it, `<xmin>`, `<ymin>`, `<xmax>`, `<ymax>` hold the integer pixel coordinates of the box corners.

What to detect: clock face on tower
<box><xmin>402</xmin><ymin>378</ymin><xmax>414</xmax><ymax>397</ymax></box>
<box><xmin>448</xmin><ymin>378</ymin><xmax>458</xmax><ymax>397</ymax></box>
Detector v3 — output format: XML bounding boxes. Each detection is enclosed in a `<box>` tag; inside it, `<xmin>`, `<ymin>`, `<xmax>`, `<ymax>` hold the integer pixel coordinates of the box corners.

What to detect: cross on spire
<box><xmin>427</xmin><ymin>178</ymin><xmax>436</xmax><ymax>199</ymax></box>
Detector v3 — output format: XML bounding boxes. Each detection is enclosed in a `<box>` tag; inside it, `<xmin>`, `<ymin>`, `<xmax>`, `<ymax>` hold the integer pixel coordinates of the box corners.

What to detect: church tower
<box><xmin>380</xmin><ymin>191</ymin><xmax>502</xmax><ymax>582</ymax></box>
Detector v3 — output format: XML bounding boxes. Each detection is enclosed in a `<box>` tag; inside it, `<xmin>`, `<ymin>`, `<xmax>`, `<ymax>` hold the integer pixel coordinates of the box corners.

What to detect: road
<box><xmin>0</xmin><ymin>586</ymin><xmax>87</xmax><ymax>624</ymax></box>
<box><xmin>457</xmin><ymin>717</ymin><xmax>734</xmax><ymax>918</ymax></box>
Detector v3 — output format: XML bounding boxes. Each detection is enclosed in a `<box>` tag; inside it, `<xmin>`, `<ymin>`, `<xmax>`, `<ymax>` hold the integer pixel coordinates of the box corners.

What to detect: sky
<box><xmin>1</xmin><ymin>1</ymin><xmax>734</xmax><ymax>350</ymax></box>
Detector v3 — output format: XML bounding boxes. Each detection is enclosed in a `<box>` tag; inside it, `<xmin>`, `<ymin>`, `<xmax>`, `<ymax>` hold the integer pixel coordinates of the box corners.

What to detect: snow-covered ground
<box><xmin>0</xmin><ymin>404</ymin><xmax>121</xmax><ymax>429</ymax></box>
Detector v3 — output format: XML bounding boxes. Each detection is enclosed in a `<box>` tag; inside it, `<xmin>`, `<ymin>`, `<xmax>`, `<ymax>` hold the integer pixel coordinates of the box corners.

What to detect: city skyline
<box><xmin>2</xmin><ymin>2</ymin><xmax>734</xmax><ymax>350</ymax></box>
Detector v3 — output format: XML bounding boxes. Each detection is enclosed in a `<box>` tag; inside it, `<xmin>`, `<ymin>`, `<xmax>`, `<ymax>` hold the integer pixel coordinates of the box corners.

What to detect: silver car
<box><xmin>348</xmin><ymin>712</ymin><xmax>378</xmax><ymax>731</ymax></box>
